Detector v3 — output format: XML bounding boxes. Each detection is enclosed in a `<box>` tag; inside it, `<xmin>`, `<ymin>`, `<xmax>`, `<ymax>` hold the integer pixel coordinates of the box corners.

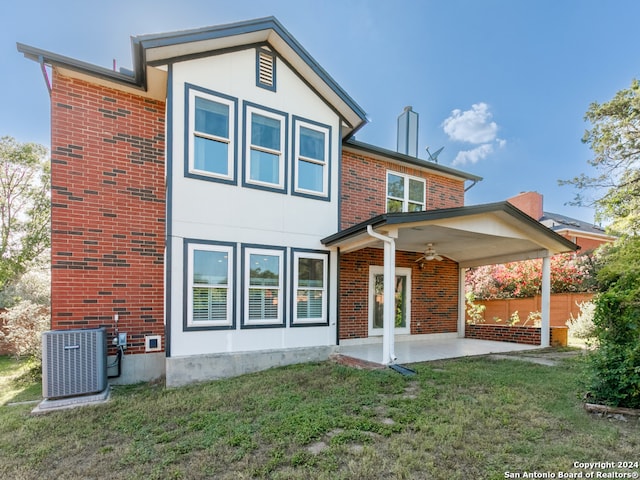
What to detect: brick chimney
<box><xmin>507</xmin><ymin>191</ymin><xmax>543</xmax><ymax>220</ymax></box>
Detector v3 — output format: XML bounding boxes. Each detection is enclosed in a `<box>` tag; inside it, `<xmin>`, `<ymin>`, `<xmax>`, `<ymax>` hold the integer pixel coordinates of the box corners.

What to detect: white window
<box><xmin>244</xmin><ymin>104</ymin><xmax>287</xmax><ymax>191</ymax></box>
<box><xmin>386</xmin><ymin>171</ymin><xmax>425</xmax><ymax>212</ymax></box>
<box><xmin>186</xmin><ymin>242</ymin><xmax>234</xmax><ymax>328</ymax></box>
<box><xmin>243</xmin><ymin>247</ymin><xmax>285</xmax><ymax>326</ymax></box>
<box><xmin>292</xmin><ymin>251</ymin><xmax>328</xmax><ymax>325</ymax></box>
<box><xmin>187</xmin><ymin>85</ymin><xmax>236</xmax><ymax>182</ymax></box>
<box><xmin>293</xmin><ymin>118</ymin><xmax>330</xmax><ymax>198</ymax></box>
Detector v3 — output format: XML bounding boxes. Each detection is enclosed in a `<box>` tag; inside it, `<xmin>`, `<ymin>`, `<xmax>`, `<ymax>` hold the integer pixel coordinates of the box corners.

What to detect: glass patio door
<box><xmin>369</xmin><ymin>266</ymin><xmax>411</xmax><ymax>336</ymax></box>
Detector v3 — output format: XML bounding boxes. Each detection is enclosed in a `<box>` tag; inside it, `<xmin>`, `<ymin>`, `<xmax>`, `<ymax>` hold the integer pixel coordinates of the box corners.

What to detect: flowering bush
<box><xmin>466</xmin><ymin>253</ymin><xmax>596</xmax><ymax>299</ymax></box>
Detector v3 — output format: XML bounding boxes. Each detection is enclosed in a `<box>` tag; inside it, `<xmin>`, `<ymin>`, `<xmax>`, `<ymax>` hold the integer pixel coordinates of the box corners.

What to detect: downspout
<box><xmin>366</xmin><ymin>225</ymin><xmax>397</xmax><ymax>365</ymax></box>
<box><xmin>464</xmin><ymin>179</ymin><xmax>479</xmax><ymax>192</ymax></box>
<box><xmin>38</xmin><ymin>55</ymin><xmax>52</xmax><ymax>96</ymax></box>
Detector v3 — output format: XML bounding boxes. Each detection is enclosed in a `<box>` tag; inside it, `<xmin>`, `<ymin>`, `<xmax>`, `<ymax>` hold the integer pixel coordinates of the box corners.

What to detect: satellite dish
<box><xmin>426</xmin><ymin>146</ymin><xmax>444</xmax><ymax>163</ymax></box>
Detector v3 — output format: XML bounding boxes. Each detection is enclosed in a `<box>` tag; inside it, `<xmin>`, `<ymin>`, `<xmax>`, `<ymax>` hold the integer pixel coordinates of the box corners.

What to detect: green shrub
<box><xmin>585</xmin><ymin>238</ymin><xmax>640</xmax><ymax>408</ymax></box>
<box><xmin>465</xmin><ymin>292</ymin><xmax>486</xmax><ymax>324</ymax></box>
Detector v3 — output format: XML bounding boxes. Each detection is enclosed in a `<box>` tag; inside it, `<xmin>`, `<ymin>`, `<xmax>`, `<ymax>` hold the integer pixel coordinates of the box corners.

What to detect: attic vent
<box><xmin>256</xmin><ymin>48</ymin><xmax>276</xmax><ymax>91</ymax></box>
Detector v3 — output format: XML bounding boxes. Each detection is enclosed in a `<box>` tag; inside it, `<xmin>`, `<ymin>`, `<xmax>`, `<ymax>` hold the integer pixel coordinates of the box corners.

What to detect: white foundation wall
<box><xmin>167</xmin><ymin>48</ymin><xmax>340</xmax><ymax>359</ymax></box>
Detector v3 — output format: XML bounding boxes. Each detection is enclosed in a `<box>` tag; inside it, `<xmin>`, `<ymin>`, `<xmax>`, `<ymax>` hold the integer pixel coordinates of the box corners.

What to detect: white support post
<box><xmin>458</xmin><ymin>266</ymin><xmax>467</xmax><ymax>338</ymax></box>
<box><xmin>366</xmin><ymin>225</ymin><xmax>397</xmax><ymax>365</ymax></box>
<box><xmin>383</xmin><ymin>239</ymin><xmax>396</xmax><ymax>364</ymax></box>
<box><xmin>541</xmin><ymin>255</ymin><xmax>551</xmax><ymax>347</ymax></box>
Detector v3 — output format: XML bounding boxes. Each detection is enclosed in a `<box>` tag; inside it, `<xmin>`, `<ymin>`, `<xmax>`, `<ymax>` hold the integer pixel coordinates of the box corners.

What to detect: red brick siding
<box><xmin>338</xmin><ymin>248</ymin><xmax>459</xmax><ymax>340</ymax></box>
<box><xmin>340</xmin><ymin>150</ymin><xmax>465</xmax><ymax>229</ymax></box>
<box><xmin>566</xmin><ymin>234</ymin><xmax>610</xmax><ymax>252</ymax></box>
<box><xmin>465</xmin><ymin>324</ymin><xmax>542</xmax><ymax>345</ymax></box>
<box><xmin>50</xmin><ymin>70</ymin><xmax>166</xmax><ymax>355</ymax></box>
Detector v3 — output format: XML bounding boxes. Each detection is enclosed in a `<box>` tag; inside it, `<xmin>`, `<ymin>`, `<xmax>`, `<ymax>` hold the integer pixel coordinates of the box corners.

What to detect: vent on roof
<box><xmin>256</xmin><ymin>48</ymin><xmax>276</xmax><ymax>91</ymax></box>
<box><xmin>397</xmin><ymin>106</ymin><xmax>419</xmax><ymax>157</ymax></box>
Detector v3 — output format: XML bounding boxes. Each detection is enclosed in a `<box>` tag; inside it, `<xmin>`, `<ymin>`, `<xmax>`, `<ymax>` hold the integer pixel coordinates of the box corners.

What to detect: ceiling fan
<box><xmin>415</xmin><ymin>243</ymin><xmax>443</xmax><ymax>262</ymax></box>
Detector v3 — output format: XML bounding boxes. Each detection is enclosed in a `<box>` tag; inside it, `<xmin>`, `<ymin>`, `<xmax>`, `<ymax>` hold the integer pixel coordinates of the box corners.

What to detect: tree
<box><xmin>0</xmin><ymin>136</ymin><xmax>50</xmax><ymax>294</ymax></box>
<box><xmin>561</xmin><ymin>79</ymin><xmax>640</xmax><ymax>234</ymax></box>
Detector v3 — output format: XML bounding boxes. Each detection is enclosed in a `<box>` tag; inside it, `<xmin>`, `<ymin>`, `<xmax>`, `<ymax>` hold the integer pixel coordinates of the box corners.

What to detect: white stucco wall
<box><xmin>168</xmin><ymin>48</ymin><xmax>340</xmax><ymax>358</ymax></box>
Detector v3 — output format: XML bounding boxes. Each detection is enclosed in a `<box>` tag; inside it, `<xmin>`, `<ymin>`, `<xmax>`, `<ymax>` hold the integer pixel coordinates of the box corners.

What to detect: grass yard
<box><xmin>0</xmin><ymin>355</ymin><xmax>41</xmax><ymax>406</ymax></box>
<box><xmin>1</xmin><ymin>353</ymin><xmax>638</xmax><ymax>479</ymax></box>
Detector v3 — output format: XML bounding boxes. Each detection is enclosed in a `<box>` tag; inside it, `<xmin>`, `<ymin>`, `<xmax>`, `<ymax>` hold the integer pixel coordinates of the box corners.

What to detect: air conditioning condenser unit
<box><xmin>42</xmin><ymin>328</ymin><xmax>108</xmax><ymax>399</ymax></box>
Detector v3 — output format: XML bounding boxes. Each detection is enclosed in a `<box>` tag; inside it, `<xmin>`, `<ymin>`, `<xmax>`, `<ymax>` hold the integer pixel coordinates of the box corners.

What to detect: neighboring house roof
<box><xmin>540</xmin><ymin>211</ymin><xmax>614</xmax><ymax>238</ymax></box>
<box><xmin>343</xmin><ymin>139</ymin><xmax>483</xmax><ymax>184</ymax></box>
<box><xmin>506</xmin><ymin>191</ymin><xmax>615</xmax><ymax>246</ymax></box>
<box><xmin>17</xmin><ymin>16</ymin><xmax>368</xmax><ymax>138</ymax></box>
<box><xmin>322</xmin><ymin>202</ymin><xmax>578</xmax><ymax>268</ymax></box>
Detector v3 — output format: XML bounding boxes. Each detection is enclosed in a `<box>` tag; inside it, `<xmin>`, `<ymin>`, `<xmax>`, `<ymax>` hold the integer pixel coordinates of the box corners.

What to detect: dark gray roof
<box><xmin>16</xmin><ymin>42</ymin><xmax>143</xmax><ymax>90</ymax></box>
<box><xmin>343</xmin><ymin>139</ymin><xmax>482</xmax><ymax>183</ymax></box>
<box><xmin>17</xmin><ymin>17</ymin><xmax>367</xmax><ymax>130</ymax></box>
<box><xmin>541</xmin><ymin>211</ymin><xmax>610</xmax><ymax>236</ymax></box>
<box><xmin>322</xmin><ymin>201</ymin><xmax>578</xmax><ymax>252</ymax></box>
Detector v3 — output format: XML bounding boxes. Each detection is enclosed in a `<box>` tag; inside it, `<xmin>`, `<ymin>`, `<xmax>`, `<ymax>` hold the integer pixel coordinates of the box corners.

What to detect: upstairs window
<box><xmin>293</xmin><ymin>117</ymin><xmax>330</xmax><ymax>199</ymax></box>
<box><xmin>256</xmin><ymin>48</ymin><xmax>276</xmax><ymax>91</ymax></box>
<box><xmin>244</xmin><ymin>104</ymin><xmax>287</xmax><ymax>192</ymax></box>
<box><xmin>386</xmin><ymin>172</ymin><xmax>425</xmax><ymax>212</ymax></box>
<box><xmin>186</xmin><ymin>85</ymin><xmax>237</xmax><ymax>183</ymax></box>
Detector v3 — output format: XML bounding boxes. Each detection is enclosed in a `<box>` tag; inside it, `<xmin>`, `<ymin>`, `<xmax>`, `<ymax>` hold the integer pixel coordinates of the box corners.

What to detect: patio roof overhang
<box><xmin>321</xmin><ymin>202</ymin><xmax>578</xmax><ymax>268</ymax></box>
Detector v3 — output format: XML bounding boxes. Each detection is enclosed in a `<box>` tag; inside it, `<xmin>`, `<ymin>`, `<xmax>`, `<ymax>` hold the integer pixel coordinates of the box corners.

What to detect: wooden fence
<box><xmin>467</xmin><ymin>293</ymin><xmax>594</xmax><ymax>327</ymax></box>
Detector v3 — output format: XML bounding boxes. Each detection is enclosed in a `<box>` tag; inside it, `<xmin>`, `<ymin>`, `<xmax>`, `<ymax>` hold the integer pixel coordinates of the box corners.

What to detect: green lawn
<box><xmin>0</xmin><ymin>353</ymin><xmax>638</xmax><ymax>479</ymax></box>
<box><xmin>0</xmin><ymin>355</ymin><xmax>41</xmax><ymax>406</ymax></box>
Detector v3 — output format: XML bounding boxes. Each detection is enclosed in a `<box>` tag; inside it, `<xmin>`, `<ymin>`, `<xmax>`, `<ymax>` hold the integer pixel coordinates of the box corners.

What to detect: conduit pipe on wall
<box><xmin>366</xmin><ymin>225</ymin><xmax>397</xmax><ymax>365</ymax></box>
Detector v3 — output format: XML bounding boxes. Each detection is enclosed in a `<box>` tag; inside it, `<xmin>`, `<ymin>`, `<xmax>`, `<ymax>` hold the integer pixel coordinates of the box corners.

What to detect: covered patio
<box><xmin>323</xmin><ymin>202</ymin><xmax>578</xmax><ymax>366</ymax></box>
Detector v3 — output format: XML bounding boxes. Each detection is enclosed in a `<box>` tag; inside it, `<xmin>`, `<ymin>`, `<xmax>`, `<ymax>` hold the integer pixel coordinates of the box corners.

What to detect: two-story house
<box><xmin>18</xmin><ymin>17</ymin><xmax>577</xmax><ymax>387</ymax></box>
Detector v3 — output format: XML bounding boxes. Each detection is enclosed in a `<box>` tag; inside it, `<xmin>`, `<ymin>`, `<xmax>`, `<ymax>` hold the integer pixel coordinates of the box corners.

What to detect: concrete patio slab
<box><xmin>337</xmin><ymin>335</ymin><xmax>543</xmax><ymax>366</ymax></box>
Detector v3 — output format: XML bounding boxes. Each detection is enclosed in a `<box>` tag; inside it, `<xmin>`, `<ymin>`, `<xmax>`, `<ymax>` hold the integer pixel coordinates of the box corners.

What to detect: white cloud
<box><xmin>442</xmin><ymin>103</ymin><xmax>506</xmax><ymax>166</ymax></box>
<box><xmin>442</xmin><ymin>102</ymin><xmax>498</xmax><ymax>144</ymax></box>
<box><xmin>451</xmin><ymin>144</ymin><xmax>494</xmax><ymax>166</ymax></box>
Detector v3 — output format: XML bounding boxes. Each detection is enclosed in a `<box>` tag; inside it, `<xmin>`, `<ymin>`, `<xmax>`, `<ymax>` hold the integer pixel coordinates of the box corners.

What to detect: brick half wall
<box><xmin>50</xmin><ymin>71</ymin><xmax>166</xmax><ymax>355</ymax></box>
<box><xmin>465</xmin><ymin>324</ymin><xmax>541</xmax><ymax>345</ymax></box>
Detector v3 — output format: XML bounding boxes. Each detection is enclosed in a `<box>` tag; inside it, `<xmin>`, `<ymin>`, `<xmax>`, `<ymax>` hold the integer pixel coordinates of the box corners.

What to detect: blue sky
<box><xmin>2</xmin><ymin>0</ymin><xmax>638</xmax><ymax>223</ymax></box>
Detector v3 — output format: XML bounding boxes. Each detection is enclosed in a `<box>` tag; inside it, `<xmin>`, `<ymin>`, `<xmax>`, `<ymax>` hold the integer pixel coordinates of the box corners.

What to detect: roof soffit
<box><xmin>322</xmin><ymin>203</ymin><xmax>578</xmax><ymax>266</ymax></box>
<box><xmin>54</xmin><ymin>64</ymin><xmax>167</xmax><ymax>101</ymax></box>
